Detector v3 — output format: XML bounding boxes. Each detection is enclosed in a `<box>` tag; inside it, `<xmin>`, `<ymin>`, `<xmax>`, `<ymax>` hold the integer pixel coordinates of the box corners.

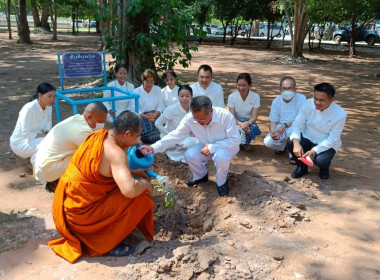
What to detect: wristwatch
<box><xmin>283</xmin><ymin>123</ymin><xmax>289</xmax><ymax>128</ymax></box>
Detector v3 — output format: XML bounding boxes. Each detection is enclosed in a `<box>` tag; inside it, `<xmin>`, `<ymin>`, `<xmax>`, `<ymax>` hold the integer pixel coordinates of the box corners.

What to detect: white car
<box><xmin>259</xmin><ymin>24</ymin><xmax>287</xmax><ymax>38</ymax></box>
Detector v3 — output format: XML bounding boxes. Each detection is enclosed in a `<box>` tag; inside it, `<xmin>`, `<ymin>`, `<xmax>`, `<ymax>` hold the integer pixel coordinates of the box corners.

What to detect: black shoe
<box><xmin>319</xmin><ymin>168</ymin><xmax>329</xmax><ymax>180</ymax></box>
<box><xmin>291</xmin><ymin>166</ymin><xmax>308</xmax><ymax>178</ymax></box>
<box><xmin>185</xmin><ymin>173</ymin><xmax>208</xmax><ymax>187</ymax></box>
<box><xmin>44</xmin><ymin>179</ymin><xmax>59</xmax><ymax>193</ymax></box>
<box><xmin>217</xmin><ymin>181</ymin><xmax>229</xmax><ymax>197</ymax></box>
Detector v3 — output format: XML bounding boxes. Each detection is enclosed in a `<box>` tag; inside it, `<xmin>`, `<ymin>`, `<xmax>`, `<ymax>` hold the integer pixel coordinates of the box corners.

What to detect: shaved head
<box><xmin>83</xmin><ymin>102</ymin><xmax>107</xmax><ymax>116</ymax></box>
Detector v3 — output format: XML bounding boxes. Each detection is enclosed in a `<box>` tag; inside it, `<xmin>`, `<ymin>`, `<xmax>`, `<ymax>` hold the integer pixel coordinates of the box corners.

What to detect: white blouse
<box><xmin>103</xmin><ymin>80</ymin><xmax>136</xmax><ymax>117</ymax></box>
<box><xmin>133</xmin><ymin>85</ymin><xmax>164</xmax><ymax>114</ymax></box>
<box><xmin>161</xmin><ymin>85</ymin><xmax>179</xmax><ymax>108</ymax></box>
<box><xmin>227</xmin><ymin>90</ymin><xmax>260</xmax><ymax>121</ymax></box>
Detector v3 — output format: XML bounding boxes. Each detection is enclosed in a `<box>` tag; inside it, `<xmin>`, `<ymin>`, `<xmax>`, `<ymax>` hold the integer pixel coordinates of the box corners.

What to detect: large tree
<box><xmin>17</xmin><ymin>0</ymin><xmax>31</xmax><ymax>43</ymax></box>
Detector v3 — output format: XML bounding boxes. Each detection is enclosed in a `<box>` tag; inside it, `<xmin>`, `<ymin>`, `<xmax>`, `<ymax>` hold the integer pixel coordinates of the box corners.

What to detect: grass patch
<box><xmin>7</xmin><ymin>181</ymin><xmax>30</xmax><ymax>190</ymax></box>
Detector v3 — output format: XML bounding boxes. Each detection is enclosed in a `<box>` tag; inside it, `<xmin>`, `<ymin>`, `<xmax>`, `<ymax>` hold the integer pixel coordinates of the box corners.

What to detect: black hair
<box><xmin>113</xmin><ymin>110</ymin><xmax>143</xmax><ymax>134</ymax></box>
<box><xmin>190</xmin><ymin>96</ymin><xmax>212</xmax><ymax>113</ymax></box>
<box><xmin>280</xmin><ymin>76</ymin><xmax>297</xmax><ymax>87</ymax></box>
<box><xmin>115</xmin><ymin>63</ymin><xmax>128</xmax><ymax>73</ymax></box>
<box><xmin>33</xmin><ymin>82</ymin><xmax>56</xmax><ymax>100</ymax></box>
<box><xmin>163</xmin><ymin>70</ymin><xmax>177</xmax><ymax>80</ymax></box>
<box><xmin>197</xmin><ymin>64</ymin><xmax>213</xmax><ymax>76</ymax></box>
<box><xmin>178</xmin><ymin>85</ymin><xmax>193</xmax><ymax>96</ymax></box>
<box><xmin>237</xmin><ymin>73</ymin><xmax>252</xmax><ymax>85</ymax></box>
<box><xmin>314</xmin><ymin>83</ymin><xmax>335</xmax><ymax>98</ymax></box>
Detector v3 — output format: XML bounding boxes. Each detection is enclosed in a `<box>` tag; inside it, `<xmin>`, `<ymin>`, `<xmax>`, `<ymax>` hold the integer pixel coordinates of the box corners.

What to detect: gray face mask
<box><xmin>281</xmin><ymin>90</ymin><xmax>295</xmax><ymax>101</ymax></box>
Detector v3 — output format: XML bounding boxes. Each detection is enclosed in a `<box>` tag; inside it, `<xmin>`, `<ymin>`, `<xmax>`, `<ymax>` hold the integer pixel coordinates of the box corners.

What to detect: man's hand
<box><xmin>131</xmin><ymin>168</ymin><xmax>149</xmax><ymax>179</ymax></box>
<box><xmin>201</xmin><ymin>144</ymin><xmax>211</xmax><ymax>156</ymax></box>
<box><xmin>109</xmin><ymin>109</ymin><xmax>115</xmax><ymax>117</ymax></box>
<box><xmin>271</xmin><ymin>131</ymin><xmax>281</xmax><ymax>140</ymax></box>
<box><xmin>303</xmin><ymin>149</ymin><xmax>316</xmax><ymax>159</ymax></box>
<box><xmin>292</xmin><ymin>139</ymin><xmax>304</xmax><ymax>158</ymax></box>
<box><xmin>139</xmin><ymin>179</ymin><xmax>153</xmax><ymax>192</ymax></box>
<box><xmin>277</xmin><ymin>124</ymin><xmax>286</xmax><ymax>135</ymax></box>
<box><xmin>139</xmin><ymin>145</ymin><xmax>154</xmax><ymax>156</ymax></box>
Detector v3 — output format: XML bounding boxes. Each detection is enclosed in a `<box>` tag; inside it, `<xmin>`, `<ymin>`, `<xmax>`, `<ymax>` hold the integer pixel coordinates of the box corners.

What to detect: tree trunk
<box><xmin>348</xmin><ymin>15</ymin><xmax>357</xmax><ymax>57</ymax></box>
<box><xmin>72</xmin><ymin>9</ymin><xmax>76</xmax><ymax>34</ymax></box>
<box><xmin>31</xmin><ymin>5</ymin><xmax>41</xmax><ymax>27</ymax></box>
<box><xmin>98</xmin><ymin>0</ymin><xmax>107</xmax><ymax>50</ymax></box>
<box><xmin>51</xmin><ymin>1</ymin><xmax>58</xmax><ymax>40</ymax></box>
<box><xmin>18</xmin><ymin>0</ymin><xmax>31</xmax><ymax>43</ymax></box>
<box><xmin>125</xmin><ymin>13</ymin><xmax>155</xmax><ymax>86</ymax></box>
<box><xmin>290</xmin><ymin>0</ymin><xmax>311</xmax><ymax>58</ymax></box>
<box><xmin>6</xmin><ymin>0</ymin><xmax>12</xmax><ymax>39</ymax></box>
<box><xmin>41</xmin><ymin>3</ymin><xmax>50</xmax><ymax>30</ymax></box>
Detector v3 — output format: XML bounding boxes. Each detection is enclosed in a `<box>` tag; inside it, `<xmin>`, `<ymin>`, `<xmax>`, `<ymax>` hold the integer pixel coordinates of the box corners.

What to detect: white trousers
<box><xmin>184</xmin><ymin>143</ymin><xmax>238</xmax><ymax>186</ymax></box>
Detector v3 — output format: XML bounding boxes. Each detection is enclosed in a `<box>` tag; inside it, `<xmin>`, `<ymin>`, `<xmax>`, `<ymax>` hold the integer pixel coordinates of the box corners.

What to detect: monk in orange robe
<box><xmin>48</xmin><ymin>111</ymin><xmax>154</xmax><ymax>263</ymax></box>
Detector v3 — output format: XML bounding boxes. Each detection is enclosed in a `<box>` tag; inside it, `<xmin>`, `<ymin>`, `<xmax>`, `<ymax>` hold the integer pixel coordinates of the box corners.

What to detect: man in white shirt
<box><xmin>140</xmin><ymin>96</ymin><xmax>240</xmax><ymax>197</ymax></box>
<box><xmin>190</xmin><ymin>64</ymin><xmax>225</xmax><ymax>108</ymax></box>
<box><xmin>34</xmin><ymin>102</ymin><xmax>108</xmax><ymax>192</ymax></box>
<box><xmin>287</xmin><ymin>83</ymin><xmax>347</xmax><ymax>179</ymax></box>
<box><xmin>263</xmin><ymin>76</ymin><xmax>306</xmax><ymax>163</ymax></box>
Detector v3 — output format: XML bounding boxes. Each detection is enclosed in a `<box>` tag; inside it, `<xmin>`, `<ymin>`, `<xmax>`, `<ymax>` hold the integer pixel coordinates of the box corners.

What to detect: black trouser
<box><xmin>287</xmin><ymin>134</ymin><xmax>336</xmax><ymax>171</ymax></box>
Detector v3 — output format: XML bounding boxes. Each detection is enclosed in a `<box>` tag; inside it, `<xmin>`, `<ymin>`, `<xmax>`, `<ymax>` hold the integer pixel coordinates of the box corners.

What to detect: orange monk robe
<box><xmin>48</xmin><ymin>129</ymin><xmax>154</xmax><ymax>263</ymax></box>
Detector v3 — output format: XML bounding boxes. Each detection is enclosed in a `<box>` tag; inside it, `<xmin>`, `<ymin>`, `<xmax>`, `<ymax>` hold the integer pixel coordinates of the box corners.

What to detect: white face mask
<box><xmin>92</xmin><ymin>116</ymin><xmax>105</xmax><ymax>131</ymax></box>
<box><xmin>281</xmin><ymin>90</ymin><xmax>295</xmax><ymax>101</ymax></box>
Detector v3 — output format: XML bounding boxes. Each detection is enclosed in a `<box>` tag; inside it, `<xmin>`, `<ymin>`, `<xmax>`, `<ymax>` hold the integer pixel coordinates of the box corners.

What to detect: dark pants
<box><xmin>286</xmin><ymin>134</ymin><xmax>336</xmax><ymax>171</ymax></box>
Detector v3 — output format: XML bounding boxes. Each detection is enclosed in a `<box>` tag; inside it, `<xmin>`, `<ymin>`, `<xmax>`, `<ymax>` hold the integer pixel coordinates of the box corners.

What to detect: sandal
<box><xmin>289</xmin><ymin>158</ymin><xmax>297</xmax><ymax>165</ymax></box>
<box><xmin>107</xmin><ymin>242</ymin><xmax>135</xmax><ymax>257</ymax></box>
<box><xmin>275</xmin><ymin>149</ymin><xmax>285</xmax><ymax>155</ymax></box>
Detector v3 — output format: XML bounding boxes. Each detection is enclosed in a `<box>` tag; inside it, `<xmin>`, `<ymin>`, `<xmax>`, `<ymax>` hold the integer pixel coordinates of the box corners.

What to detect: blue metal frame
<box><xmin>55</xmin><ymin>51</ymin><xmax>139</xmax><ymax>122</ymax></box>
<box><xmin>55</xmin><ymin>87</ymin><xmax>139</xmax><ymax>122</ymax></box>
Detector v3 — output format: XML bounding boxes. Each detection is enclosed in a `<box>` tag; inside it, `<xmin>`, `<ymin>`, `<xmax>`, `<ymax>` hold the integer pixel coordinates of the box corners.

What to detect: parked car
<box><xmin>258</xmin><ymin>24</ymin><xmax>287</xmax><ymax>38</ymax></box>
<box><xmin>225</xmin><ymin>26</ymin><xmax>245</xmax><ymax>36</ymax></box>
<box><xmin>203</xmin><ymin>24</ymin><xmax>218</xmax><ymax>34</ymax></box>
<box><xmin>210</xmin><ymin>27</ymin><xmax>225</xmax><ymax>35</ymax></box>
<box><xmin>333</xmin><ymin>23</ymin><xmax>380</xmax><ymax>46</ymax></box>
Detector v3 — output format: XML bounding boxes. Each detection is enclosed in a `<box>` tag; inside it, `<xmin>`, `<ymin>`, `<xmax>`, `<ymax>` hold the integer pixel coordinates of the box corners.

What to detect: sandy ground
<box><xmin>0</xmin><ymin>32</ymin><xmax>380</xmax><ymax>280</ymax></box>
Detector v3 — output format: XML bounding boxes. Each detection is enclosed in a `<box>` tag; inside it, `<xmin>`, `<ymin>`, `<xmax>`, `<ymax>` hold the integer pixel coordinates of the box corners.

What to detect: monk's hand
<box><xmin>201</xmin><ymin>144</ymin><xmax>211</xmax><ymax>156</ymax></box>
<box><xmin>132</xmin><ymin>168</ymin><xmax>149</xmax><ymax>179</ymax></box>
<box><xmin>139</xmin><ymin>145</ymin><xmax>154</xmax><ymax>156</ymax></box>
<box><xmin>292</xmin><ymin>139</ymin><xmax>303</xmax><ymax>158</ymax></box>
<box><xmin>303</xmin><ymin>149</ymin><xmax>316</xmax><ymax>159</ymax></box>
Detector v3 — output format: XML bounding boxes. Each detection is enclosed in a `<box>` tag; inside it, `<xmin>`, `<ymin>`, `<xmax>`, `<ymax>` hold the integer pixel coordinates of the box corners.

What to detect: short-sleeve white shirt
<box><xmin>268</xmin><ymin>93</ymin><xmax>306</xmax><ymax>123</ymax></box>
<box><xmin>161</xmin><ymin>85</ymin><xmax>179</xmax><ymax>108</ymax></box>
<box><xmin>103</xmin><ymin>80</ymin><xmax>136</xmax><ymax>116</ymax></box>
<box><xmin>133</xmin><ymin>85</ymin><xmax>164</xmax><ymax>114</ymax></box>
<box><xmin>190</xmin><ymin>81</ymin><xmax>224</xmax><ymax>108</ymax></box>
<box><xmin>227</xmin><ymin>90</ymin><xmax>260</xmax><ymax>121</ymax></box>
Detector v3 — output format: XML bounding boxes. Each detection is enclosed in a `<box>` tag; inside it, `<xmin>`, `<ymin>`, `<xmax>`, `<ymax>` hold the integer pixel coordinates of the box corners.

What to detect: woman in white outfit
<box><xmin>156</xmin><ymin>85</ymin><xmax>198</xmax><ymax>163</ymax></box>
<box><xmin>10</xmin><ymin>82</ymin><xmax>56</xmax><ymax>166</ymax></box>
<box><xmin>103</xmin><ymin>63</ymin><xmax>135</xmax><ymax>121</ymax></box>
<box><xmin>161</xmin><ymin>70</ymin><xmax>179</xmax><ymax>108</ymax></box>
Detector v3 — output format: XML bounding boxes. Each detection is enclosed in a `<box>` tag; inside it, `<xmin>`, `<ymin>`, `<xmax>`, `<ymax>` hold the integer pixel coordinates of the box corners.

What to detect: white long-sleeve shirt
<box><xmin>155</xmin><ymin>103</ymin><xmax>189</xmax><ymax>136</ymax></box>
<box><xmin>133</xmin><ymin>85</ymin><xmax>164</xmax><ymax>114</ymax></box>
<box><xmin>152</xmin><ymin>107</ymin><xmax>240</xmax><ymax>155</ymax></box>
<box><xmin>190</xmin><ymin>81</ymin><xmax>225</xmax><ymax>108</ymax></box>
<box><xmin>161</xmin><ymin>85</ymin><xmax>179</xmax><ymax>108</ymax></box>
<box><xmin>289</xmin><ymin>98</ymin><xmax>347</xmax><ymax>154</ymax></box>
<box><xmin>10</xmin><ymin>99</ymin><xmax>52</xmax><ymax>157</ymax></box>
<box><xmin>268</xmin><ymin>93</ymin><xmax>306</xmax><ymax>124</ymax></box>
<box><xmin>103</xmin><ymin>80</ymin><xmax>135</xmax><ymax>117</ymax></box>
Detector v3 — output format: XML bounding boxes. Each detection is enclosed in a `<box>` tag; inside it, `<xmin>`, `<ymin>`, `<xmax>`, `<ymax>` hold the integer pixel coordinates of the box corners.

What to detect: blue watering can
<box><xmin>127</xmin><ymin>144</ymin><xmax>159</xmax><ymax>179</ymax></box>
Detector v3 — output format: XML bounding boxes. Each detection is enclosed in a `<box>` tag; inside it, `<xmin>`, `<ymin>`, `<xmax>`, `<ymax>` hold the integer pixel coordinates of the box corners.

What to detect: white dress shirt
<box><xmin>152</xmin><ymin>107</ymin><xmax>240</xmax><ymax>155</ymax></box>
<box><xmin>133</xmin><ymin>85</ymin><xmax>164</xmax><ymax>114</ymax></box>
<box><xmin>289</xmin><ymin>98</ymin><xmax>347</xmax><ymax>154</ymax></box>
<box><xmin>10</xmin><ymin>99</ymin><xmax>52</xmax><ymax>158</ymax></box>
<box><xmin>190</xmin><ymin>81</ymin><xmax>224</xmax><ymax>108</ymax></box>
<box><xmin>103</xmin><ymin>80</ymin><xmax>135</xmax><ymax>118</ymax></box>
<box><xmin>268</xmin><ymin>92</ymin><xmax>306</xmax><ymax>124</ymax></box>
<box><xmin>161</xmin><ymin>85</ymin><xmax>179</xmax><ymax>108</ymax></box>
<box><xmin>227</xmin><ymin>90</ymin><xmax>260</xmax><ymax>120</ymax></box>
<box><xmin>34</xmin><ymin>114</ymin><xmax>93</xmax><ymax>182</ymax></box>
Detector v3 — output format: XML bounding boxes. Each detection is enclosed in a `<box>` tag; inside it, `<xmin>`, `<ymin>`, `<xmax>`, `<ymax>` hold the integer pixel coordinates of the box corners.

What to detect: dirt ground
<box><xmin>0</xmin><ymin>32</ymin><xmax>379</xmax><ymax>280</ymax></box>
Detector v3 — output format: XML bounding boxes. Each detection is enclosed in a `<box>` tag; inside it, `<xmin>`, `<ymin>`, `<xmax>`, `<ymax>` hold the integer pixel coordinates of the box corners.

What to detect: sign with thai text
<box><xmin>62</xmin><ymin>52</ymin><xmax>103</xmax><ymax>78</ymax></box>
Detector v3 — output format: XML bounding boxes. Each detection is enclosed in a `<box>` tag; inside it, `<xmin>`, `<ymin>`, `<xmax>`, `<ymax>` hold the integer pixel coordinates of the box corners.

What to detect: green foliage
<box><xmin>151</xmin><ymin>178</ymin><xmax>177</xmax><ymax>209</ymax></box>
